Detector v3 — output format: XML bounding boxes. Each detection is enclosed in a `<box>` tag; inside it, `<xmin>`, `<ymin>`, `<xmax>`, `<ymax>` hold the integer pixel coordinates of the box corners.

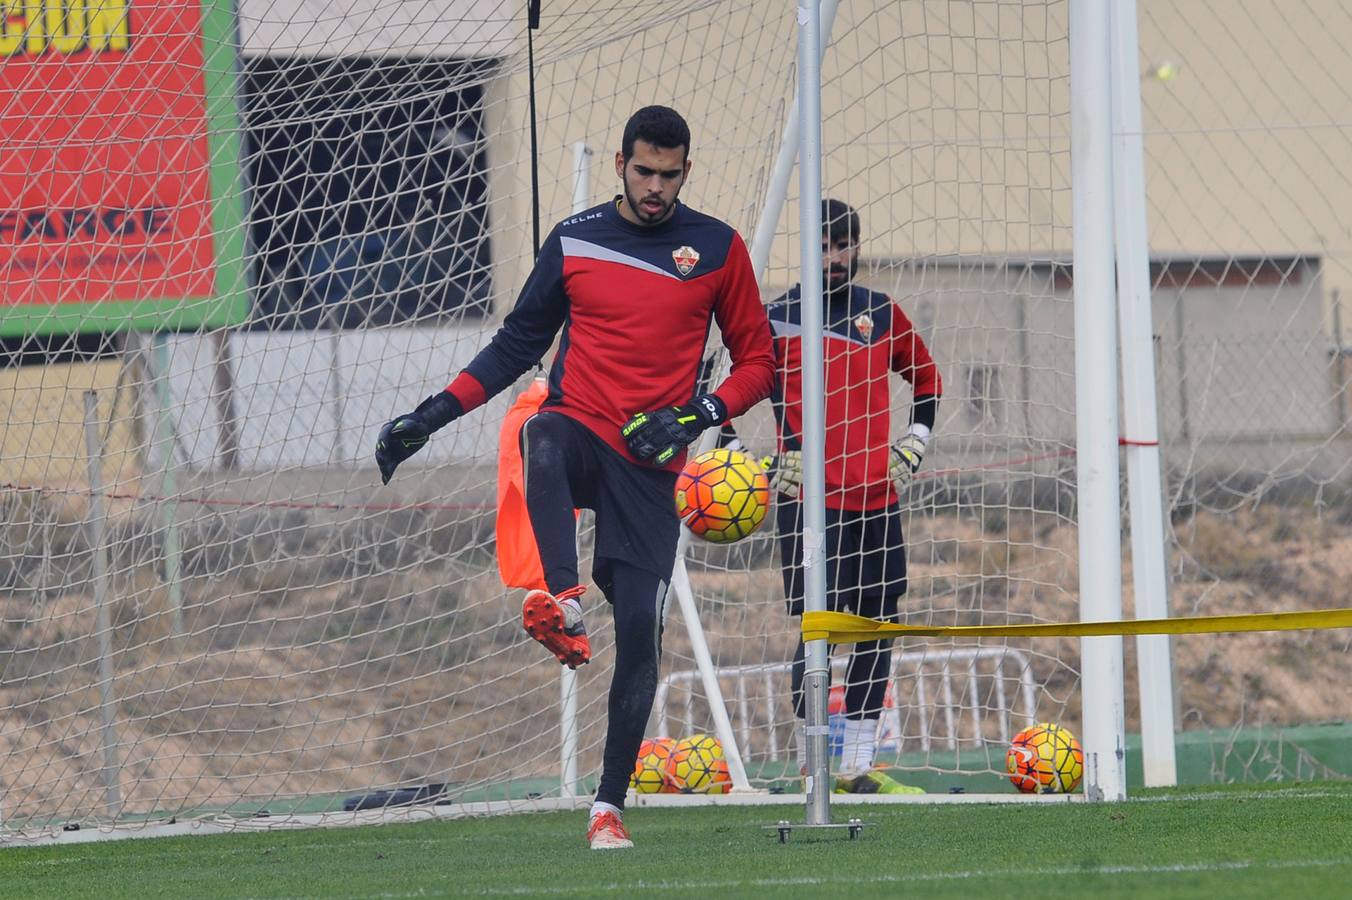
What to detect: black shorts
<box><xmin>522</xmin><ymin>411</ymin><xmax>680</xmax><ymax>595</ymax></box>
<box><xmin>776</xmin><ymin>498</ymin><xmax>908</xmax><ymax>618</ymax></box>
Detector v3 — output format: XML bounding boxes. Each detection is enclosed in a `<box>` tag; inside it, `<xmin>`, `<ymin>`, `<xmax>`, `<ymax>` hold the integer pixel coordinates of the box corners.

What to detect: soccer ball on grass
<box><xmin>630</xmin><ymin>737</ymin><xmax>676</xmax><ymax>793</ymax></box>
<box><xmin>665</xmin><ymin>733</ymin><xmax>732</xmax><ymax>794</ymax></box>
<box><xmin>1006</xmin><ymin>722</ymin><xmax>1084</xmax><ymax>793</ymax></box>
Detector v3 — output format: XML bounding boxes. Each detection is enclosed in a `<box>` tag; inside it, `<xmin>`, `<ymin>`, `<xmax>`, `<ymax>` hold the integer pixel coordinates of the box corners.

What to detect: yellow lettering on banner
<box><xmin>3</xmin><ymin>0</ymin><xmax>129</xmax><ymax>56</ymax></box>
<box><xmin>48</xmin><ymin>0</ymin><xmax>87</xmax><ymax>54</ymax></box>
<box><xmin>0</xmin><ymin>0</ymin><xmax>23</xmax><ymax>56</ymax></box>
<box><xmin>86</xmin><ymin>0</ymin><xmax>128</xmax><ymax>53</ymax></box>
<box><xmin>23</xmin><ymin>0</ymin><xmax>43</xmax><ymax>55</ymax></box>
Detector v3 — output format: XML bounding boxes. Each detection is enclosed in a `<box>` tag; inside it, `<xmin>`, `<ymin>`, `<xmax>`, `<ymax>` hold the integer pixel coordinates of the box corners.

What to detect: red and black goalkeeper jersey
<box><xmin>446</xmin><ymin>199</ymin><xmax>775</xmax><ymax>469</ymax></box>
<box><xmin>769</xmin><ymin>284</ymin><xmax>942</xmax><ymax>511</ymax></box>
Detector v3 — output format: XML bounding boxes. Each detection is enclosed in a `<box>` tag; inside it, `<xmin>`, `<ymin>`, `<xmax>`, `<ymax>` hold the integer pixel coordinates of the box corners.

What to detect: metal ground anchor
<box><xmin>765</xmin><ymin>817</ymin><xmax>867</xmax><ymax>843</ymax></box>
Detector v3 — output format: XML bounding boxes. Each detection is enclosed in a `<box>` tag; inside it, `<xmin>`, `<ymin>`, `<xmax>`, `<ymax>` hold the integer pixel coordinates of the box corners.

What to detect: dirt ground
<box><xmin>2</xmin><ymin>493</ymin><xmax>1350</xmax><ymax>824</ymax></box>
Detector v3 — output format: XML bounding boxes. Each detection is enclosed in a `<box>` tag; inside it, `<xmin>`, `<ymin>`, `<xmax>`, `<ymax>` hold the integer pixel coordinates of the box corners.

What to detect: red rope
<box><xmin>2</xmin><ymin>438</ymin><xmax>1145</xmax><ymax>510</ymax></box>
<box><xmin>919</xmin><ymin>447</ymin><xmax>1077</xmax><ymax>479</ymax></box>
<box><xmin>0</xmin><ymin>482</ymin><xmax>494</xmax><ymax>513</ymax></box>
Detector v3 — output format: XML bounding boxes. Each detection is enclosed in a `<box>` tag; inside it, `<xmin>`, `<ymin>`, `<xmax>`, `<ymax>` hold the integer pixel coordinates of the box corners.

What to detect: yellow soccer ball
<box><xmin>674</xmin><ymin>449</ymin><xmax>770</xmax><ymax>544</ymax></box>
<box><xmin>665</xmin><ymin>733</ymin><xmax>732</xmax><ymax>794</ymax></box>
<box><xmin>1006</xmin><ymin>723</ymin><xmax>1084</xmax><ymax>794</ymax></box>
<box><xmin>630</xmin><ymin>737</ymin><xmax>677</xmax><ymax>794</ymax></box>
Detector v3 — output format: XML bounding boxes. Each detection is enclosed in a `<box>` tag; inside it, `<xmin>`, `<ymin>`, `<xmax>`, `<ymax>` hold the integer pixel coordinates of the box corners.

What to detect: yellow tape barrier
<box><xmin>802</xmin><ymin>608</ymin><xmax>1352</xmax><ymax>645</ymax></box>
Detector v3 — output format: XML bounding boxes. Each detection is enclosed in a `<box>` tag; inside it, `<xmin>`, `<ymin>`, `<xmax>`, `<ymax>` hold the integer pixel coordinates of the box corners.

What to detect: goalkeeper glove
<box><xmin>621</xmin><ymin>393</ymin><xmax>726</xmax><ymax>466</ymax></box>
<box><xmin>375</xmin><ymin>391</ymin><xmax>461</xmax><ymax>485</ymax></box>
<box><xmin>888</xmin><ymin>432</ymin><xmax>927</xmax><ymax>489</ymax></box>
<box><xmin>763</xmin><ymin>450</ymin><xmax>803</xmax><ymax>499</ymax></box>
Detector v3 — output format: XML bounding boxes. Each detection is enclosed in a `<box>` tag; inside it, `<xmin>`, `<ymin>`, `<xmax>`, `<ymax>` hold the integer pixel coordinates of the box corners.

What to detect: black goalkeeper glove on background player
<box><xmin>621</xmin><ymin>393</ymin><xmax>727</xmax><ymax>466</ymax></box>
<box><xmin>375</xmin><ymin>391</ymin><xmax>463</xmax><ymax>484</ymax></box>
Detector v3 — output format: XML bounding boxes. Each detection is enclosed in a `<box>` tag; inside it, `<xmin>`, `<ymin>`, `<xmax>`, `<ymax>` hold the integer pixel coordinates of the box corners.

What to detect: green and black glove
<box><xmin>375</xmin><ymin>391</ymin><xmax>462</xmax><ymax>484</ymax></box>
<box><xmin>621</xmin><ymin>393</ymin><xmax>726</xmax><ymax>466</ymax></box>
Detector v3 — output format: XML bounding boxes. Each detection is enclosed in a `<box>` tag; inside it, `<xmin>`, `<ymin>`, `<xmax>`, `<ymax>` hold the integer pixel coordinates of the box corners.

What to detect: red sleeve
<box><xmin>708</xmin><ymin>232</ymin><xmax>775</xmax><ymax>418</ymax></box>
<box><xmin>444</xmin><ymin>371</ymin><xmax>487</xmax><ymax>415</ymax></box>
<box><xmin>889</xmin><ymin>302</ymin><xmax>942</xmax><ymax>398</ymax></box>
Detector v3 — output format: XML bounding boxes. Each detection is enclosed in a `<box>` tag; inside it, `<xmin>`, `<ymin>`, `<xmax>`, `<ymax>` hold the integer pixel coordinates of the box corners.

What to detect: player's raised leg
<box><xmin>520</xmin><ymin>412</ymin><xmax>596</xmax><ymax>668</ymax></box>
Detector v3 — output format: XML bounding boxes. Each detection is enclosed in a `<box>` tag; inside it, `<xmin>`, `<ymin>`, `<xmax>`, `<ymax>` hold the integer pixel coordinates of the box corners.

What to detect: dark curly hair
<box><xmin>622</xmin><ymin>106</ymin><xmax>691</xmax><ymax>162</ymax></box>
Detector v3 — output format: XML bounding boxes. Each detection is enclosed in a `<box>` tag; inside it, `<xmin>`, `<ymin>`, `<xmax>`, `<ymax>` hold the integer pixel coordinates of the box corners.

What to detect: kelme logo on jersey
<box><xmin>672</xmin><ymin>245</ymin><xmax>700</xmax><ymax>276</ymax></box>
<box><xmin>854</xmin><ymin>313</ymin><xmax>874</xmax><ymax>341</ymax></box>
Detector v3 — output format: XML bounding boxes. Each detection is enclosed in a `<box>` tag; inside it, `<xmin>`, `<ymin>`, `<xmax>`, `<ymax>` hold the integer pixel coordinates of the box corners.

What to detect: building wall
<box><xmin>470</xmin><ymin>0</ymin><xmax>1351</xmax><ymax>339</ymax></box>
<box><xmin>855</xmin><ymin>257</ymin><xmax>1337</xmax><ymax>452</ymax></box>
<box><xmin>8</xmin><ymin>0</ymin><xmax>1350</xmax><ymax>479</ymax></box>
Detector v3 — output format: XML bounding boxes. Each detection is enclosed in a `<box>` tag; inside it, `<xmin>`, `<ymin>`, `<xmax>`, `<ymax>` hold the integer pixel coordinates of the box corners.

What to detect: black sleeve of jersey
<box><xmin>698</xmin><ymin>354</ymin><xmax>747</xmax><ymax>449</ymax></box>
<box><xmin>464</xmin><ymin>229</ymin><xmax>568</xmax><ymax>400</ymax></box>
<box><xmin>911</xmin><ymin>394</ymin><xmax>939</xmax><ymax>431</ymax></box>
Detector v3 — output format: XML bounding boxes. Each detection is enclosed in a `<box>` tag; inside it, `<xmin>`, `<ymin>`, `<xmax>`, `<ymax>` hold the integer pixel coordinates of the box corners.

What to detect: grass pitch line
<box><xmin>1132</xmin><ymin>788</ymin><xmax>1350</xmax><ymax>803</ymax></box>
<box><xmin>1</xmin><ymin>791</ymin><xmax>1079</xmax><ymax>847</ymax></box>
<box><xmin>628</xmin><ymin>790</ymin><xmax>1079</xmax><ymax>807</ymax></box>
<box><xmin>803</xmin><ymin>607</ymin><xmax>1352</xmax><ymax>643</ymax></box>
<box><xmin>452</xmin><ymin>857</ymin><xmax>1352</xmax><ymax>896</ymax></box>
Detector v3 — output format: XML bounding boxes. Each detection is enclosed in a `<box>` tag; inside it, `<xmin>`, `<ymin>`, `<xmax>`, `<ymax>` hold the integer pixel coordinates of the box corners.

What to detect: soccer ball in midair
<box><xmin>630</xmin><ymin>736</ymin><xmax>676</xmax><ymax>794</ymax></box>
<box><xmin>665</xmin><ymin>733</ymin><xmax>732</xmax><ymax>794</ymax></box>
<box><xmin>674</xmin><ymin>449</ymin><xmax>770</xmax><ymax>544</ymax></box>
<box><xmin>1006</xmin><ymin>722</ymin><xmax>1084</xmax><ymax>794</ymax></box>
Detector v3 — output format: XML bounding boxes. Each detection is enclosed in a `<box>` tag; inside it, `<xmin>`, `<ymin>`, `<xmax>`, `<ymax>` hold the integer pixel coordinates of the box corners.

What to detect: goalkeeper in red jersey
<box><xmin>751</xmin><ymin>199</ymin><xmax>942</xmax><ymax>794</ymax></box>
<box><xmin>375</xmin><ymin>106</ymin><xmax>774</xmax><ymax>849</ymax></box>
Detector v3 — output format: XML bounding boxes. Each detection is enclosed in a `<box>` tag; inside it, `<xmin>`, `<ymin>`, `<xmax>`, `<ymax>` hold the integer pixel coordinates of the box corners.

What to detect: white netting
<box><xmin>3</xmin><ymin>0</ymin><xmax>1351</xmax><ymax>836</ymax></box>
<box><xmin>667</xmin><ymin>0</ymin><xmax>1080</xmax><ymax>784</ymax></box>
<box><xmin>1132</xmin><ymin>0</ymin><xmax>1352</xmax><ymax>754</ymax></box>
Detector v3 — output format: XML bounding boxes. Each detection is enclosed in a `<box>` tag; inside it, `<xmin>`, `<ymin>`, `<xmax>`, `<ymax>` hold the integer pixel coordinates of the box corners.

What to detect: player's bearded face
<box><xmin>618</xmin><ymin>140</ymin><xmax>690</xmax><ymax>225</ymax></box>
<box><xmin>822</xmin><ymin>236</ymin><xmax>859</xmax><ymax>292</ymax></box>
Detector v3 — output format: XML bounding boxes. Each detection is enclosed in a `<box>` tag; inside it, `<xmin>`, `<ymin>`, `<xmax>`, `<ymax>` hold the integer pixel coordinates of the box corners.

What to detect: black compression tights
<box><xmin>519</xmin><ymin>413</ymin><xmax>670</xmax><ymax>809</ymax></box>
<box><xmin>593</xmin><ymin>560</ymin><xmax>667</xmax><ymax>809</ymax></box>
<box><xmin>520</xmin><ymin>413</ymin><xmax>589</xmax><ymax>594</ymax></box>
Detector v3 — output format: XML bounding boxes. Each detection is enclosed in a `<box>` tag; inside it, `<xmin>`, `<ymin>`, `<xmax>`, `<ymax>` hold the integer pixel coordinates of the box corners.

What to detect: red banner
<box><xmin>0</xmin><ymin>0</ymin><xmax>218</xmax><ymax>308</ymax></box>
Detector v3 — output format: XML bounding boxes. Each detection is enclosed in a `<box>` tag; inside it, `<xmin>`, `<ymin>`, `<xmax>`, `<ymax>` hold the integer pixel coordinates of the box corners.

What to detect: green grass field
<box><xmin>4</xmin><ymin>783</ymin><xmax>1350</xmax><ymax>898</ymax></box>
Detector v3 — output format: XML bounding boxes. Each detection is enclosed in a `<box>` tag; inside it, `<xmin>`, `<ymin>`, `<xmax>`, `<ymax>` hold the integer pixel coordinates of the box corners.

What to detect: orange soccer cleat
<box><xmin>522</xmin><ymin>585</ymin><xmax>591</xmax><ymax>668</ymax></box>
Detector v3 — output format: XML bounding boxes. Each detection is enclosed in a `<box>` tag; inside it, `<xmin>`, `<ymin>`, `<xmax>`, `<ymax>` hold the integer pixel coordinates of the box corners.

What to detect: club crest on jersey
<box><xmin>854</xmin><ymin>313</ymin><xmax>875</xmax><ymax>341</ymax></box>
<box><xmin>672</xmin><ymin>245</ymin><xmax>700</xmax><ymax>276</ymax></box>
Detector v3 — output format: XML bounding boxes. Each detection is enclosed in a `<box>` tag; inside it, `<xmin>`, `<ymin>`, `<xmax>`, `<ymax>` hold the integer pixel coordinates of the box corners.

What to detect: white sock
<box><xmin>839</xmin><ymin>718</ymin><xmax>879</xmax><ymax>777</ymax></box>
<box><xmin>590</xmin><ymin>800</ymin><xmax>622</xmax><ymax>821</ymax></box>
<box><xmin>559</xmin><ymin>596</ymin><xmax>584</xmax><ymax>631</ymax></box>
<box><xmin>794</xmin><ymin>721</ymin><xmax>806</xmax><ymax>775</ymax></box>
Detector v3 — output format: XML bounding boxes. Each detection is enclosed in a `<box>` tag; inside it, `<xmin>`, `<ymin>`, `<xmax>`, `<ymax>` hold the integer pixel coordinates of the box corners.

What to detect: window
<box><xmin>240</xmin><ymin>56</ymin><xmax>496</xmax><ymax>329</ymax></box>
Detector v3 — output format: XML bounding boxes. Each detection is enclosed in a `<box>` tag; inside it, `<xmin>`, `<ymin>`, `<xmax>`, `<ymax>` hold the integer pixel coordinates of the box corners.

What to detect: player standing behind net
<box><xmin>374</xmin><ymin>106</ymin><xmax>775</xmax><ymax>849</ymax></box>
<box><xmin>760</xmin><ymin>199</ymin><xmax>942</xmax><ymax>795</ymax></box>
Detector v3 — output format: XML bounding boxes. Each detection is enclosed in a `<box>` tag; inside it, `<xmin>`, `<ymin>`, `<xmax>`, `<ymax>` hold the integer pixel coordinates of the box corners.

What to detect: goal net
<box><xmin>2</xmin><ymin>0</ymin><xmax>1349</xmax><ymax>837</ymax></box>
